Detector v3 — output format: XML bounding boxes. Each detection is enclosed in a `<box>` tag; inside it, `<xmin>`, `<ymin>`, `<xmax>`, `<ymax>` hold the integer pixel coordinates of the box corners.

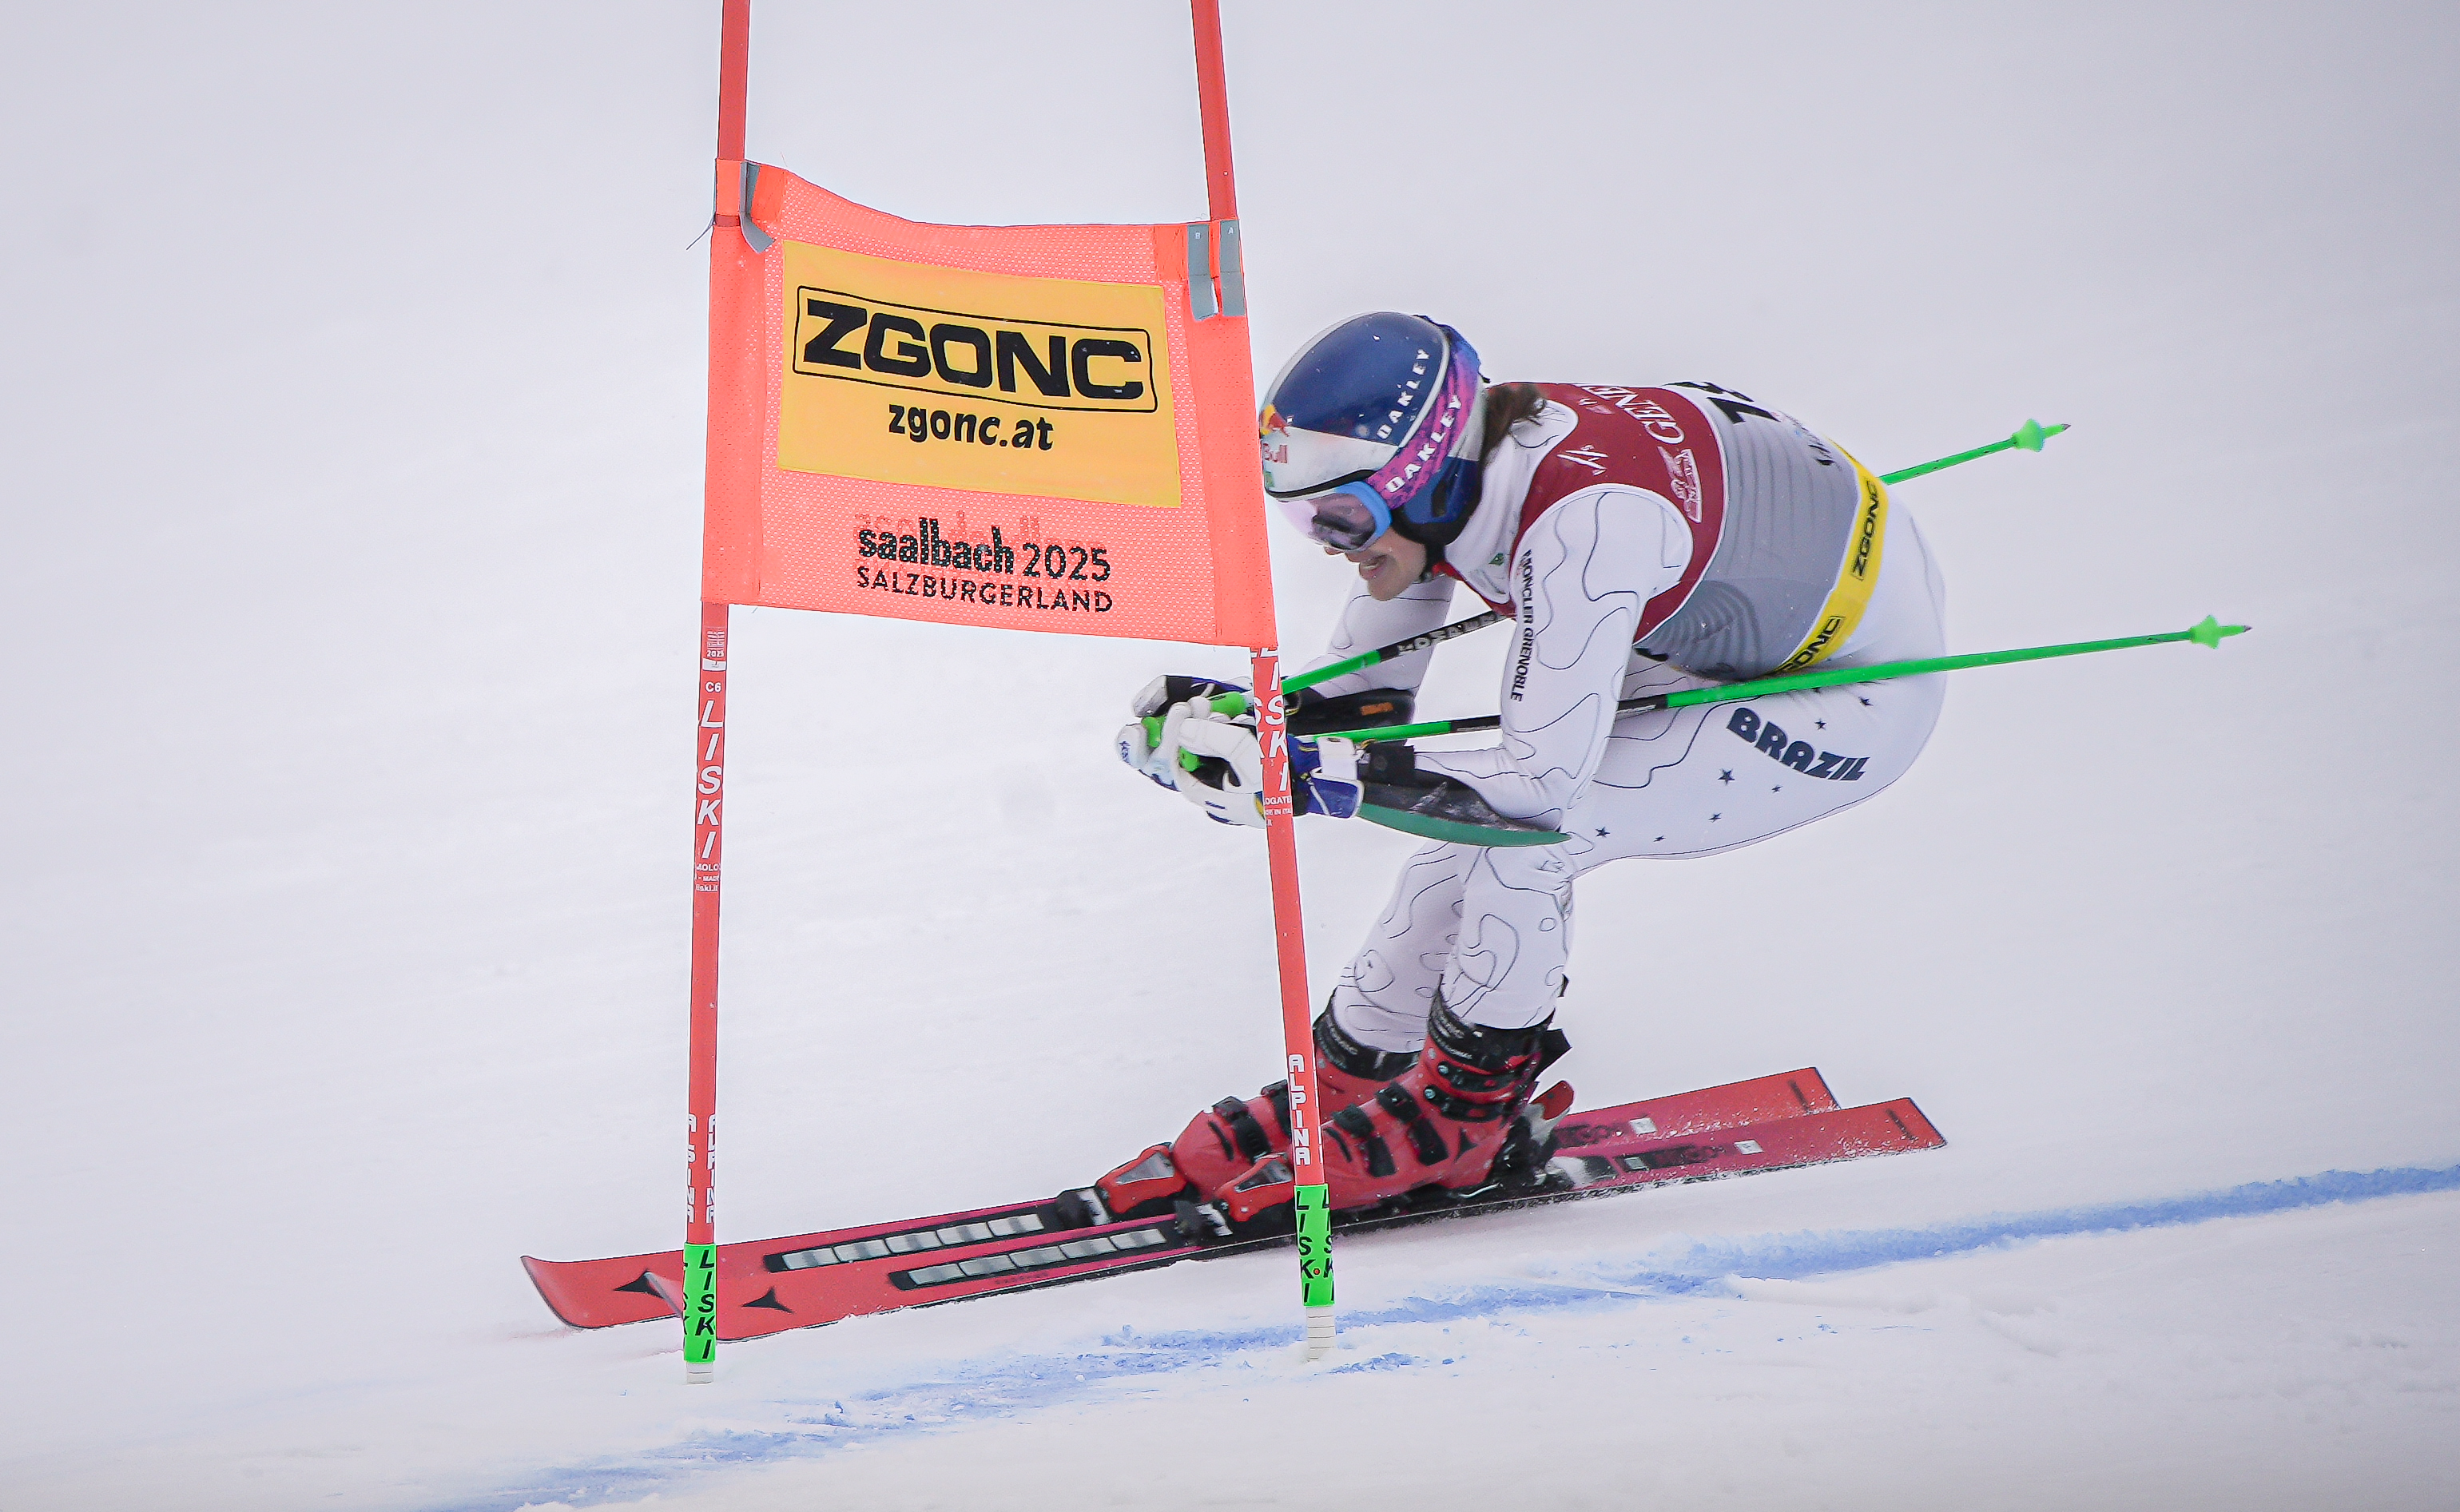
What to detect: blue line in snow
<box><xmin>434</xmin><ymin>1161</ymin><xmax>2460</xmax><ymax>1510</ymax></box>
<box><xmin>1582</xmin><ymin>1161</ymin><xmax>2460</xmax><ymax>1293</ymax></box>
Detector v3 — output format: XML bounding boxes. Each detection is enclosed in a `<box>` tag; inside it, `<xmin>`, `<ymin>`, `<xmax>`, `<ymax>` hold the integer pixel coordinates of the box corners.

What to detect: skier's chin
<box><xmin>1343</xmin><ymin>538</ymin><xmax>1426</xmax><ymax>601</ymax></box>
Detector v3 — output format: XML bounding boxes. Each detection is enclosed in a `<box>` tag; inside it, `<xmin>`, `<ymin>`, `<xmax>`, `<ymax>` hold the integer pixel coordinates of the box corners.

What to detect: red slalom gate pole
<box><xmin>684</xmin><ymin>604</ymin><xmax>729</xmax><ymax>1383</ymax></box>
<box><xmin>684</xmin><ymin>0</ymin><xmax>753</xmax><ymax>1387</ymax></box>
<box><xmin>1190</xmin><ymin>0</ymin><xmax>1239</xmax><ymax>221</ymax></box>
<box><xmin>1249</xmin><ymin>653</ymin><xmax>1334</xmax><ymax>1355</ymax></box>
<box><xmin>1198</xmin><ymin>0</ymin><xmax>1331</xmax><ymax>1356</ymax></box>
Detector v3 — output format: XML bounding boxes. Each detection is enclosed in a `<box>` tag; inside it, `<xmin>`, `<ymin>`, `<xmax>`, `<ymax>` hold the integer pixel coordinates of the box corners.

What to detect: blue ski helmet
<box><xmin>1260</xmin><ymin>313</ymin><xmax>1484</xmax><ymax>550</ymax></box>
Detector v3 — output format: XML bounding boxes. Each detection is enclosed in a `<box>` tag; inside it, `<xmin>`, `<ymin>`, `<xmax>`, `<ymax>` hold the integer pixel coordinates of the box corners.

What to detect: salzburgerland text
<box><xmin>854</xmin><ymin>567</ymin><xmax>1113</xmax><ymax>615</ymax></box>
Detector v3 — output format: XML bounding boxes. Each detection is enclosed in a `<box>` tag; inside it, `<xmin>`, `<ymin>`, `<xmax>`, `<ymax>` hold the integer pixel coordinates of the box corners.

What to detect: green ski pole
<box><xmin>1280</xmin><ymin>610</ymin><xmax>1508</xmax><ymax>696</ymax></box>
<box><xmin>1137</xmin><ymin>615</ymin><xmax>1509</xmax><ymax>761</ymax></box>
<box><xmin>1306</xmin><ymin>617</ymin><xmax>2249</xmax><ymax>744</ymax></box>
<box><xmin>1879</xmin><ymin>419</ymin><xmax>2068</xmax><ymax>486</ymax></box>
<box><xmin>1221</xmin><ymin>423</ymin><xmax>2057</xmax><ymax>711</ymax></box>
<box><xmin>1258</xmin><ymin>422</ymin><xmax>2055</xmax><ymax>712</ymax></box>
<box><xmin>1158</xmin><ymin>421</ymin><xmax>2080</xmax><ymax>754</ymax></box>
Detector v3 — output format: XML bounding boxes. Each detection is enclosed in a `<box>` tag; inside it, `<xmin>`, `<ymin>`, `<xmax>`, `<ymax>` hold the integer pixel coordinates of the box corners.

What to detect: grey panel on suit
<box><xmin>1642</xmin><ymin>391</ymin><xmax>1859</xmax><ymax>680</ymax></box>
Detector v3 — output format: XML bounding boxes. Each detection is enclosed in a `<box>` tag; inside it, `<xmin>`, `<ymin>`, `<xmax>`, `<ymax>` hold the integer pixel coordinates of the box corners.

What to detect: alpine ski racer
<box><xmin>1103</xmin><ymin>312</ymin><xmax>1951</xmax><ymax>1233</ymax></box>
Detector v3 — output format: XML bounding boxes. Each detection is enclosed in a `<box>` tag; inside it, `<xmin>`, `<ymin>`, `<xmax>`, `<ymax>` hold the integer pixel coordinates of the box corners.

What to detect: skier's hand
<box><xmin>1297</xmin><ymin>736</ymin><xmax>1363</xmax><ymax>819</ymax></box>
<box><xmin>1148</xmin><ymin>710</ymin><xmax>1364</xmax><ymax>828</ymax></box>
<box><xmin>1115</xmin><ymin>675</ymin><xmax>1269</xmax><ymax>825</ymax></box>
<box><xmin>1111</xmin><ymin>676</ymin><xmax>1372</xmax><ymax>825</ymax></box>
<box><xmin>1170</xmin><ymin>709</ymin><xmax>1267</xmax><ymax>827</ymax></box>
<box><xmin>1129</xmin><ymin>673</ymin><xmax>1246</xmax><ymax>719</ymax></box>
<box><xmin>1115</xmin><ymin>716</ymin><xmax>1178</xmax><ymax>790</ymax></box>
<box><xmin>1116</xmin><ymin>673</ymin><xmax>1246</xmax><ymax>792</ymax></box>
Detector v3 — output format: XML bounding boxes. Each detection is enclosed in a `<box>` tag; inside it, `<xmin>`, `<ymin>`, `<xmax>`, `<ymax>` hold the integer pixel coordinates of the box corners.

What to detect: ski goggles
<box><xmin>1271</xmin><ymin>480</ymin><xmax>1391</xmax><ymax>551</ymax></box>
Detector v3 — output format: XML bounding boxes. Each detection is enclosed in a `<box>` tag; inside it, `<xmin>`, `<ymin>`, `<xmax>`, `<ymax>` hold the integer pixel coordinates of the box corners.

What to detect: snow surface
<box><xmin>3</xmin><ymin>2</ymin><xmax>2456</xmax><ymax>1508</ymax></box>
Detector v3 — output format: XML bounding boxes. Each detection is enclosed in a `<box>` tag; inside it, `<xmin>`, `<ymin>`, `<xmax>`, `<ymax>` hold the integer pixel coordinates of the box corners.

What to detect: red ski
<box><xmin>523</xmin><ymin>1068</ymin><xmax>1936</xmax><ymax>1339</ymax></box>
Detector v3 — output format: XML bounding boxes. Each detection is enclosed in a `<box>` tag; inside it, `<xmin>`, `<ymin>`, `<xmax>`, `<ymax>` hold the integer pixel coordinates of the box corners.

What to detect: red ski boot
<box><xmin>1094</xmin><ymin>1006</ymin><xmax>1415</xmax><ymax>1221</ymax></box>
<box><xmin>1183</xmin><ymin>995</ymin><xmax>1572</xmax><ymax>1236</ymax></box>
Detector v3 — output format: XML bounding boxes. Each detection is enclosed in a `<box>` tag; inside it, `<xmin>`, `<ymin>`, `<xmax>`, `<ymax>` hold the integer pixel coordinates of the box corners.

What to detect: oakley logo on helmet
<box><xmin>1261</xmin><ymin>313</ymin><xmax>1484</xmax><ymax>548</ymax></box>
<box><xmin>1385</xmin><ymin>391</ymin><xmax>1465</xmax><ymax>495</ymax></box>
<box><xmin>1375</xmin><ymin>351</ymin><xmax>1435</xmax><ymax>440</ymax></box>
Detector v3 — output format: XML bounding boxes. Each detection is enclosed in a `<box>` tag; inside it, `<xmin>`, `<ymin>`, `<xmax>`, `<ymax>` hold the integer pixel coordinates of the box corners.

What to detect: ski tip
<box><xmin>517</xmin><ymin>1256</ymin><xmax>591</xmax><ymax>1328</ymax></box>
<box><xmin>1886</xmin><ymin>1097</ymin><xmax>1949</xmax><ymax>1149</ymax></box>
<box><xmin>2188</xmin><ymin>615</ymin><xmax>2251</xmax><ymax>649</ymax></box>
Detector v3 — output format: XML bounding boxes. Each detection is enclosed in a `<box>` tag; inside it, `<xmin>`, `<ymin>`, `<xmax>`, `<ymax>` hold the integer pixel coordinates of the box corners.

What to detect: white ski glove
<box><xmin>1115</xmin><ymin>674</ymin><xmax>1240</xmax><ymax>786</ymax></box>
<box><xmin>1144</xmin><ymin>704</ymin><xmax>1366</xmax><ymax>827</ymax></box>
<box><xmin>1113</xmin><ymin>675</ymin><xmax>1369</xmax><ymax>827</ymax></box>
<box><xmin>1114</xmin><ymin>676</ymin><xmax>1270</xmax><ymax>827</ymax></box>
<box><xmin>1170</xmin><ymin>708</ymin><xmax>1266</xmax><ymax>827</ymax></box>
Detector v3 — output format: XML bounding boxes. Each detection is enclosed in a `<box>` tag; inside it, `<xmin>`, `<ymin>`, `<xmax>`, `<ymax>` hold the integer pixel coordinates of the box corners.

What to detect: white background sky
<box><xmin>2</xmin><ymin>3</ymin><xmax>2455</xmax><ymax>1507</ymax></box>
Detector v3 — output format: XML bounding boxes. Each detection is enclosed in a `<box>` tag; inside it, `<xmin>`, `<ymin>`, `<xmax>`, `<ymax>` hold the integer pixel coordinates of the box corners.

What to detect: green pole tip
<box><xmin>2010</xmin><ymin>419</ymin><xmax>2068</xmax><ymax>452</ymax></box>
<box><xmin>2187</xmin><ymin>616</ymin><xmax>2251</xmax><ymax>648</ymax></box>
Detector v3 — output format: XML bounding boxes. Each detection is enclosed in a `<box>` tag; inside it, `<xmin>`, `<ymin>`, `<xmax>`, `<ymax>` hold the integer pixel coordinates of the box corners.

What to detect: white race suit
<box><xmin>1298</xmin><ymin>384</ymin><xmax>1949</xmax><ymax>1051</ymax></box>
